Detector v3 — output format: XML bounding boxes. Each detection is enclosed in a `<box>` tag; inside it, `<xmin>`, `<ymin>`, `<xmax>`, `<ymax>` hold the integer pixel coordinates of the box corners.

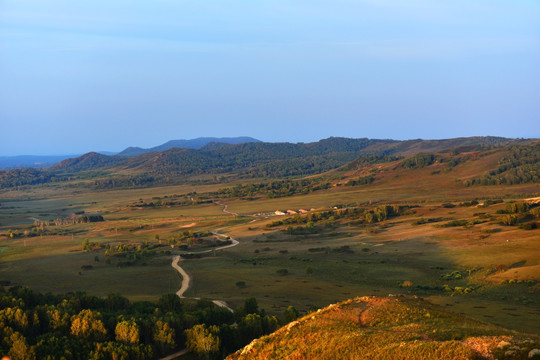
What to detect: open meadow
<box><xmin>1</xmin><ymin>165</ymin><xmax>539</xmax><ymax>337</ymax></box>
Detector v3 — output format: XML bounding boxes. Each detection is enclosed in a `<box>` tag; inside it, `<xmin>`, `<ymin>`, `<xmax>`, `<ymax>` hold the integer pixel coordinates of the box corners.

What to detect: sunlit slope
<box><xmin>329</xmin><ymin>142</ymin><xmax>539</xmax><ymax>193</ymax></box>
<box><xmin>3</xmin><ymin>136</ymin><xmax>534</xmax><ymax>189</ymax></box>
<box><xmin>228</xmin><ymin>296</ymin><xmax>540</xmax><ymax>360</ymax></box>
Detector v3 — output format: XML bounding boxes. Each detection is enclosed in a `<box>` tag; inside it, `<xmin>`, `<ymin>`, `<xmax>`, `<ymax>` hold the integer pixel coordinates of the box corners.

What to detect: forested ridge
<box><xmin>0</xmin><ymin>137</ymin><xmax>532</xmax><ymax>189</ymax></box>
<box><xmin>464</xmin><ymin>143</ymin><xmax>540</xmax><ymax>186</ymax></box>
<box><xmin>118</xmin><ymin>136</ymin><xmax>261</xmax><ymax>156</ymax></box>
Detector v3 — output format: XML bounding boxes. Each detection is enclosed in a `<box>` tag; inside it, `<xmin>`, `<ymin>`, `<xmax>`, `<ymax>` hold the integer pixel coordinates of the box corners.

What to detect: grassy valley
<box><xmin>0</xmin><ymin>138</ymin><xmax>539</xmax><ymax>359</ymax></box>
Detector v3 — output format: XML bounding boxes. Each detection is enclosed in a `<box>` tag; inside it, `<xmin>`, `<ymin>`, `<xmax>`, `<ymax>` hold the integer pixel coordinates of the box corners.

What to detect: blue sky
<box><xmin>1</xmin><ymin>0</ymin><xmax>539</xmax><ymax>155</ymax></box>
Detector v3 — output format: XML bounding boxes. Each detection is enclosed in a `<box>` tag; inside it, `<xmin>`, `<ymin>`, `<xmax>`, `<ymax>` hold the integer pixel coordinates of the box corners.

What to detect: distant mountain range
<box><xmin>0</xmin><ymin>137</ymin><xmax>260</xmax><ymax>169</ymax></box>
<box><xmin>0</xmin><ymin>155</ymin><xmax>82</xmax><ymax>170</ymax></box>
<box><xmin>1</xmin><ymin>135</ymin><xmax>536</xmax><ymax>189</ymax></box>
<box><xmin>117</xmin><ymin>136</ymin><xmax>261</xmax><ymax>156</ymax></box>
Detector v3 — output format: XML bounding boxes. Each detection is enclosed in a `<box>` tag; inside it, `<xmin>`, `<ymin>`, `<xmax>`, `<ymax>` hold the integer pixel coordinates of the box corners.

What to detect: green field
<box><xmin>1</xmin><ymin>171</ymin><xmax>539</xmax><ymax>337</ymax></box>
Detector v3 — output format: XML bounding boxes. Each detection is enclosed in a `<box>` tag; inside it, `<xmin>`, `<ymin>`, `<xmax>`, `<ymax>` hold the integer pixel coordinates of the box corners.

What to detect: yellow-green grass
<box><xmin>0</xmin><ymin>181</ymin><xmax>233</xmax><ymax>227</ymax></box>
<box><xmin>1</xmin><ymin>175</ymin><xmax>539</xmax><ymax>336</ymax></box>
<box><xmin>216</xmin><ymin>148</ymin><xmax>540</xmax><ymax>215</ymax></box>
<box><xmin>169</xmin><ymin>203</ymin><xmax>540</xmax><ymax>333</ymax></box>
<box><xmin>0</xmin><ymin>198</ymin><xmax>246</xmax><ymax>302</ymax></box>
<box><xmin>489</xmin><ymin>265</ymin><xmax>540</xmax><ymax>282</ymax></box>
<box><xmin>0</xmin><ymin>182</ymin><xmax>228</xmax><ymax>202</ymax></box>
<box><xmin>0</xmin><ymin>249</ymin><xmax>179</xmax><ymax>301</ymax></box>
<box><xmin>427</xmin><ymin>295</ymin><xmax>540</xmax><ymax>335</ymax></box>
<box><xmin>3</xmin><ymin>199</ymin><xmax>538</xmax><ymax>333</ymax></box>
<box><xmin>227</xmin><ymin>296</ymin><xmax>540</xmax><ymax>360</ymax></box>
<box><xmin>222</xmin><ymin>182</ymin><xmax>539</xmax><ymax>216</ymax></box>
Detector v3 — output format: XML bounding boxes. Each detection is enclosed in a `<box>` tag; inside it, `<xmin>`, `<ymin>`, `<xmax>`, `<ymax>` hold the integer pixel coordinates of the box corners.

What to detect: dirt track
<box><xmin>170</xmin><ymin>231</ymin><xmax>239</xmax><ymax>312</ymax></box>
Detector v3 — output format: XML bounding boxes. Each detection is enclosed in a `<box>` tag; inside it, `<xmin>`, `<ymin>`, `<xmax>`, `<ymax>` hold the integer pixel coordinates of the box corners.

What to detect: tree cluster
<box><xmin>400</xmin><ymin>153</ymin><xmax>435</xmax><ymax>169</ymax></box>
<box><xmin>214</xmin><ymin>179</ymin><xmax>331</xmax><ymax>199</ymax></box>
<box><xmin>464</xmin><ymin>144</ymin><xmax>540</xmax><ymax>186</ymax></box>
<box><xmin>0</xmin><ymin>287</ymin><xmax>292</xmax><ymax>360</ymax></box>
<box><xmin>267</xmin><ymin>204</ymin><xmax>413</xmax><ymax>230</ymax></box>
<box><xmin>35</xmin><ymin>215</ymin><xmax>104</xmax><ymax>227</ymax></box>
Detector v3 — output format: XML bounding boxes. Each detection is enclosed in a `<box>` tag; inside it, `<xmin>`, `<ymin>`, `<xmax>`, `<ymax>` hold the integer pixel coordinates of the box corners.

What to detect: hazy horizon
<box><xmin>1</xmin><ymin>1</ymin><xmax>539</xmax><ymax>156</ymax></box>
<box><xmin>1</xmin><ymin>134</ymin><xmax>537</xmax><ymax>158</ymax></box>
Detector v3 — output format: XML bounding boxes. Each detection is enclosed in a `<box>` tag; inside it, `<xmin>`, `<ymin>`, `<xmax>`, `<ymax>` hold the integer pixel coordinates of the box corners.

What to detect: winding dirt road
<box><xmin>214</xmin><ymin>200</ymin><xmax>239</xmax><ymax>216</ymax></box>
<box><xmin>159</xmin><ymin>349</ymin><xmax>189</xmax><ymax>360</ymax></box>
<box><xmin>172</xmin><ymin>256</ymin><xmax>190</xmax><ymax>298</ymax></box>
<box><xmin>160</xmin><ymin>203</ymin><xmax>244</xmax><ymax>359</ymax></box>
<box><xmin>171</xmin><ymin>231</ymin><xmax>239</xmax><ymax>312</ymax></box>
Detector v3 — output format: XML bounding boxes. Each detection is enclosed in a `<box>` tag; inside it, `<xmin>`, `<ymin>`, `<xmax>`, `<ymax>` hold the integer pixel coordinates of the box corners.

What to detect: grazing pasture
<box><xmin>1</xmin><ymin>149</ymin><xmax>539</xmax><ymax>335</ymax></box>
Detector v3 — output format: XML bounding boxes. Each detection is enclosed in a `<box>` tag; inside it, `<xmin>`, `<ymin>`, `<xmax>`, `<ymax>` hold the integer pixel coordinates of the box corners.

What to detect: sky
<box><xmin>1</xmin><ymin>0</ymin><xmax>539</xmax><ymax>156</ymax></box>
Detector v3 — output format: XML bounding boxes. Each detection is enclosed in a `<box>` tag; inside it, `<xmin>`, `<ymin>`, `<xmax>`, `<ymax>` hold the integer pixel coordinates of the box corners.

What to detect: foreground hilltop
<box><xmin>228</xmin><ymin>296</ymin><xmax>540</xmax><ymax>360</ymax></box>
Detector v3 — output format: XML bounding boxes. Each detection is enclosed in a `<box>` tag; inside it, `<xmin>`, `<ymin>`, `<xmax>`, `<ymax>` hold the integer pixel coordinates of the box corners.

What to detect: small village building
<box><xmin>275</xmin><ymin>210</ymin><xmax>286</xmax><ymax>215</ymax></box>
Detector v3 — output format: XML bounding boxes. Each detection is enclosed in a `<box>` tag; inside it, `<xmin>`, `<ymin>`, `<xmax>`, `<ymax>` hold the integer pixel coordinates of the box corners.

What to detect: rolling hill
<box><xmin>52</xmin><ymin>136</ymin><xmax>534</xmax><ymax>175</ymax></box>
<box><xmin>0</xmin><ymin>136</ymin><xmax>536</xmax><ymax>189</ymax></box>
<box><xmin>51</xmin><ymin>152</ymin><xmax>124</xmax><ymax>172</ymax></box>
<box><xmin>332</xmin><ymin>141</ymin><xmax>540</xmax><ymax>190</ymax></box>
<box><xmin>228</xmin><ymin>296</ymin><xmax>540</xmax><ymax>360</ymax></box>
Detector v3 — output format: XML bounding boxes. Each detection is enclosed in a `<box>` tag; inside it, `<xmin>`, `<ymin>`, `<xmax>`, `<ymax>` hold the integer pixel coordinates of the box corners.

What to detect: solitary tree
<box><xmin>153</xmin><ymin>321</ymin><xmax>176</xmax><ymax>354</ymax></box>
<box><xmin>185</xmin><ymin>324</ymin><xmax>220</xmax><ymax>359</ymax></box>
<box><xmin>8</xmin><ymin>332</ymin><xmax>36</xmax><ymax>360</ymax></box>
<box><xmin>70</xmin><ymin>309</ymin><xmax>107</xmax><ymax>341</ymax></box>
<box><xmin>82</xmin><ymin>238</ymin><xmax>90</xmax><ymax>252</ymax></box>
<box><xmin>239</xmin><ymin>314</ymin><xmax>263</xmax><ymax>343</ymax></box>
<box><xmin>243</xmin><ymin>297</ymin><xmax>259</xmax><ymax>315</ymax></box>
<box><xmin>115</xmin><ymin>320</ymin><xmax>140</xmax><ymax>344</ymax></box>
<box><xmin>284</xmin><ymin>306</ymin><xmax>299</xmax><ymax>323</ymax></box>
<box><xmin>158</xmin><ymin>293</ymin><xmax>183</xmax><ymax>313</ymax></box>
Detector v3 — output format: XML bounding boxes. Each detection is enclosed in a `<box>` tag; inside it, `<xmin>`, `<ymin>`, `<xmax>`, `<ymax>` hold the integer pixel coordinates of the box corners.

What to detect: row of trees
<box><xmin>0</xmin><ymin>289</ymin><xmax>175</xmax><ymax>359</ymax></box>
<box><xmin>34</xmin><ymin>215</ymin><xmax>104</xmax><ymax>227</ymax></box>
<box><xmin>163</xmin><ymin>230</ymin><xmax>214</xmax><ymax>248</ymax></box>
<box><xmin>101</xmin><ymin>240</ymin><xmax>162</xmax><ymax>267</ymax></box>
<box><xmin>400</xmin><ymin>153</ymin><xmax>435</xmax><ymax>169</ymax></box>
<box><xmin>498</xmin><ymin>202</ymin><xmax>539</xmax><ymax>227</ymax></box>
<box><xmin>4</xmin><ymin>216</ymin><xmax>103</xmax><ymax>240</ymax></box>
<box><xmin>504</xmin><ymin>201</ymin><xmax>531</xmax><ymax>214</ymax></box>
<box><xmin>268</xmin><ymin>204</ymin><xmax>413</xmax><ymax>230</ymax></box>
<box><xmin>5</xmin><ymin>226</ymin><xmax>75</xmax><ymax>239</ymax></box>
<box><xmin>345</xmin><ymin>176</ymin><xmax>374</xmax><ymax>186</ymax></box>
<box><xmin>211</xmin><ymin>179</ymin><xmax>331</xmax><ymax>199</ymax></box>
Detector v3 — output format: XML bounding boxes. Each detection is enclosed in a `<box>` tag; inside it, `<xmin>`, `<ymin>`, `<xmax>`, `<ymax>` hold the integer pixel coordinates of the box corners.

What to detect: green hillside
<box><xmin>51</xmin><ymin>152</ymin><xmax>124</xmax><ymax>171</ymax></box>
<box><xmin>332</xmin><ymin>141</ymin><xmax>540</xmax><ymax>189</ymax></box>
<box><xmin>0</xmin><ymin>137</ymin><xmax>539</xmax><ymax>359</ymax></box>
<box><xmin>0</xmin><ymin>136</ymin><xmax>533</xmax><ymax>190</ymax></box>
